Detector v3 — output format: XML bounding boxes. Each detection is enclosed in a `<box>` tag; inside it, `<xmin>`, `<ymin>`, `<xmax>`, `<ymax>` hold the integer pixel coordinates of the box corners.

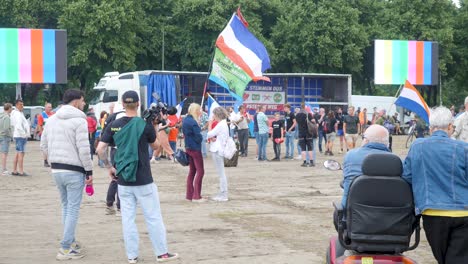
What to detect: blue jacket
<box><xmin>402</xmin><ymin>130</ymin><xmax>468</xmax><ymax>215</ymax></box>
<box><xmin>341</xmin><ymin>142</ymin><xmax>392</xmax><ymax>207</ymax></box>
<box><xmin>182</xmin><ymin>115</ymin><xmax>203</xmax><ymax>151</ymax></box>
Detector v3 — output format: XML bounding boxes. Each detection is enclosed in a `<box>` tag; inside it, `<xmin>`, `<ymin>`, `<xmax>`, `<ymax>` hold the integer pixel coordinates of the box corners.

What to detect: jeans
<box><xmin>169</xmin><ymin>141</ymin><xmax>176</xmax><ymax>153</ymax></box>
<box><xmin>212</xmin><ymin>152</ymin><xmax>228</xmax><ymax>198</ymax></box>
<box><xmin>106</xmin><ymin>180</ymin><xmax>120</xmax><ymax>209</ymax></box>
<box><xmin>53</xmin><ymin>171</ymin><xmax>85</xmax><ymax>250</ymax></box>
<box><xmin>285</xmin><ymin>131</ymin><xmax>295</xmax><ymax>158</ymax></box>
<box><xmin>273</xmin><ymin>140</ymin><xmax>281</xmax><ymax>159</ymax></box>
<box><xmin>257</xmin><ymin>133</ymin><xmax>268</xmax><ymax>160</ymax></box>
<box><xmin>237</xmin><ymin>129</ymin><xmax>249</xmax><ymax>155</ymax></box>
<box><xmin>186</xmin><ymin>149</ymin><xmax>204</xmax><ymax>200</ymax></box>
<box><xmin>118</xmin><ymin>183</ymin><xmax>168</xmax><ymax>259</ymax></box>
<box><xmin>318</xmin><ymin>130</ymin><xmax>327</xmax><ymax>152</ymax></box>
<box><xmin>201</xmin><ymin>130</ymin><xmax>208</xmax><ymax>157</ymax></box>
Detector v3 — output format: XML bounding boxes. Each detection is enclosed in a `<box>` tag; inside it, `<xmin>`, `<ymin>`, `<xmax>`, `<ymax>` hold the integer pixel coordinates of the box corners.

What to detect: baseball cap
<box><xmin>122</xmin><ymin>91</ymin><xmax>139</xmax><ymax>103</ymax></box>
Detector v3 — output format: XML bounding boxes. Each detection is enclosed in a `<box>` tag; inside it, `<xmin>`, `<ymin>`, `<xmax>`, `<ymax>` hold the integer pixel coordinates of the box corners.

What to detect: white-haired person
<box><xmin>452</xmin><ymin>96</ymin><xmax>468</xmax><ymax>142</ymax></box>
<box><xmin>340</xmin><ymin>125</ymin><xmax>393</xmax><ymax>208</ymax></box>
<box><xmin>403</xmin><ymin>106</ymin><xmax>468</xmax><ymax>264</ymax></box>
<box><xmin>207</xmin><ymin>107</ymin><xmax>230</xmax><ymax>202</ymax></box>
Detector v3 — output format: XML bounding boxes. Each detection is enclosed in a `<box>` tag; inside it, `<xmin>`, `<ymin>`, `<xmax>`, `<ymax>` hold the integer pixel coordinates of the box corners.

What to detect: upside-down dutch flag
<box><xmin>394</xmin><ymin>80</ymin><xmax>431</xmax><ymax>124</ymax></box>
<box><xmin>215</xmin><ymin>13</ymin><xmax>271</xmax><ymax>82</ymax></box>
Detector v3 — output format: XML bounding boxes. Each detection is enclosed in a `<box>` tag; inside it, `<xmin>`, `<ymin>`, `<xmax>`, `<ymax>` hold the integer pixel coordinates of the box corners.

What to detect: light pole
<box><xmin>162</xmin><ymin>16</ymin><xmax>172</xmax><ymax>71</ymax></box>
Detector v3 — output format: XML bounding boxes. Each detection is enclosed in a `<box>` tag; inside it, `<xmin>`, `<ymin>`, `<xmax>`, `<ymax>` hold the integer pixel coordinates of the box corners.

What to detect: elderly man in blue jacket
<box><xmin>403</xmin><ymin>106</ymin><xmax>468</xmax><ymax>264</ymax></box>
<box><xmin>341</xmin><ymin>124</ymin><xmax>394</xmax><ymax>208</ymax></box>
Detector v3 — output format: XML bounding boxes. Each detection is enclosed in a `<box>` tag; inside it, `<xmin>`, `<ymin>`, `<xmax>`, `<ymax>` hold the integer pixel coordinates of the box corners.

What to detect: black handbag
<box><xmin>174</xmin><ymin>148</ymin><xmax>189</xmax><ymax>166</ymax></box>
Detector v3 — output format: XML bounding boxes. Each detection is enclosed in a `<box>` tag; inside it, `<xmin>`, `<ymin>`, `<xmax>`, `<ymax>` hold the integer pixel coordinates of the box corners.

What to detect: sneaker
<box><xmin>71</xmin><ymin>241</ymin><xmax>82</xmax><ymax>253</ymax></box>
<box><xmin>271</xmin><ymin>158</ymin><xmax>280</xmax><ymax>161</ymax></box>
<box><xmin>128</xmin><ymin>257</ymin><xmax>138</xmax><ymax>264</ymax></box>
<box><xmin>308</xmin><ymin>161</ymin><xmax>315</xmax><ymax>167</ymax></box>
<box><xmin>2</xmin><ymin>170</ymin><xmax>10</xmax><ymax>176</ymax></box>
<box><xmin>44</xmin><ymin>160</ymin><xmax>50</xmax><ymax>167</ymax></box>
<box><xmin>339</xmin><ymin>150</ymin><xmax>343</xmax><ymax>154</ymax></box>
<box><xmin>115</xmin><ymin>209</ymin><xmax>121</xmax><ymax>217</ymax></box>
<box><xmin>295</xmin><ymin>155</ymin><xmax>302</xmax><ymax>160</ymax></box>
<box><xmin>106</xmin><ymin>206</ymin><xmax>116</xmax><ymax>215</ymax></box>
<box><xmin>157</xmin><ymin>252</ymin><xmax>179</xmax><ymax>262</ymax></box>
<box><xmin>329</xmin><ymin>152</ymin><xmax>334</xmax><ymax>156</ymax></box>
<box><xmin>211</xmin><ymin>195</ymin><xmax>228</xmax><ymax>202</ymax></box>
<box><xmin>150</xmin><ymin>158</ymin><xmax>159</xmax><ymax>164</ymax></box>
<box><xmin>301</xmin><ymin>162</ymin><xmax>308</xmax><ymax>167</ymax></box>
<box><xmin>56</xmin><ymin>248</ymin><xmax>84</xmax><ymax>260</ymax></box>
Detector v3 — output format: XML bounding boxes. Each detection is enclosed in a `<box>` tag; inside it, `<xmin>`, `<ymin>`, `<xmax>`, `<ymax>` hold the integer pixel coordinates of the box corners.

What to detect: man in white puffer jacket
<box><xmin>40</xmin><ymin>89</ymin><xmax>93</xmax><ymax>261</ymax></box>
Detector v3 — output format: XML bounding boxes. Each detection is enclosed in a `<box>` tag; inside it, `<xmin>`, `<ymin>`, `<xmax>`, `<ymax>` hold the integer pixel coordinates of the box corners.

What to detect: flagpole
<box><xmin>200</xmin><ymin>11</ymin><xmax>237</xmax><ymax>108</ymax></box>
<box><xmin>387</xmin><ymin>84</ymin><xmax>404</xmax><ymax>114</ymax></box>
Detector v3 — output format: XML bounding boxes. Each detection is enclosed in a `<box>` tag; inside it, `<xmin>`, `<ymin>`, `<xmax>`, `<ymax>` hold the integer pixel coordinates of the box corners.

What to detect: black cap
<box><xmin>122</xmin><ymin>91</ymin><xmax>139</xmax><ymax>103</ymax></box>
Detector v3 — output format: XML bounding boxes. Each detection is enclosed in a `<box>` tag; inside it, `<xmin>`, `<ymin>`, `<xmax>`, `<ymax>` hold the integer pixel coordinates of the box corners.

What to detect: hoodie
<box><xmin>40</xmin><ymin>105</ymin><xmax>93</xmax><ymax>176</ymax></box>
<box><xmin>0</xmin><ymin>112</ymin><xmax>13</xmax><ymax>138</ymax></box>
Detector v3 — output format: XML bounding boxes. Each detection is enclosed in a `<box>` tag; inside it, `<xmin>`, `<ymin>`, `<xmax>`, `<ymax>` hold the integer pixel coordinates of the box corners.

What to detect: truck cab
<box><xmin>90</xmin><ymin>71</ymin><xmax>151</xmax><ymax>119</ymax></box>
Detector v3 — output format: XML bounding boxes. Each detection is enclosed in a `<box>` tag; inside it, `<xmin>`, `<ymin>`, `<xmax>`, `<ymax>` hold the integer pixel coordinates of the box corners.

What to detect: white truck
<box><xmin>89</xmin><ymin>71</ymin><xmax>153</xmax><ymax>118</ymax></box>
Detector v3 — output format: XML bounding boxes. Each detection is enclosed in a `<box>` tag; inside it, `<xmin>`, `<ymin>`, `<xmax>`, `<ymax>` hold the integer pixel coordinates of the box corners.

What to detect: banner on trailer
<box><xmin>243</xmin><ymin>84</ymin><xmax>285</xmax><ymax>111</ymax></box>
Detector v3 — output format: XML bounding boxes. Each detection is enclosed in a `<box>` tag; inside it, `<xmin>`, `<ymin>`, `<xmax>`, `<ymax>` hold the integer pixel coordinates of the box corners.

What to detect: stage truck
<box><xmin>89</xmin><ymin>70</ymin><xmax>352</xmax><ymax>120</ymax></box>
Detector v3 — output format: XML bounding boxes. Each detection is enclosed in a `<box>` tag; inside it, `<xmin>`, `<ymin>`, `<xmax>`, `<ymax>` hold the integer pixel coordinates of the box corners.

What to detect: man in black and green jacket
<box><xmin>97</xmin><ymin>91</ymin><xmax>178</xmax><ymax>263</ymax></box>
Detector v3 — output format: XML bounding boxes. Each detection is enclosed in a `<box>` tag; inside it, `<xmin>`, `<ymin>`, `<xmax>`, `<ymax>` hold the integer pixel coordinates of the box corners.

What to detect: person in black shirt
<box><xmin>96</xmin><ymin>91</ymin><xmax>178</xmax><ymax>263</ymax></box>
<box><xmin>335</xmin><ymin>107</ymin><xmax>345</xmax><ymax>154</ymax></box>
<box><xmin>314</xmin><ymin>108</ymin><xmax>327</xmax><ymax>153</ymax></box>
<box><xmin>283</xmin><ymin>104</ymin><xmax>296</xmax><ymax>159</ymax></box>
<box><xmin>271</xmin><ymin>112</ymin><xmax>284</xmax><ymax>161</ymax></box>
<box><xmin>295</xmin><ymin>104</ymin><xmax>315</xmax><ymax>167</ymax></box>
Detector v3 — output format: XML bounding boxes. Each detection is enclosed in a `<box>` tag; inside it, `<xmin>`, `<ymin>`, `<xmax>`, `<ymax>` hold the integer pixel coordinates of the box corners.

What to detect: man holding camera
<box><xmin>96</xmin><ymin>91</ymin><xmax>178</xmax><ymax>263</ymax></box>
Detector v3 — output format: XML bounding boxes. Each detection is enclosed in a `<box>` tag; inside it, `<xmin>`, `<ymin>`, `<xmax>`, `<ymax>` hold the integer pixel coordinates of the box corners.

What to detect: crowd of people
<box><xmin>0</xmin><ymin>91</ymin><xmax>467</xmax><ymax>263</ymax></box>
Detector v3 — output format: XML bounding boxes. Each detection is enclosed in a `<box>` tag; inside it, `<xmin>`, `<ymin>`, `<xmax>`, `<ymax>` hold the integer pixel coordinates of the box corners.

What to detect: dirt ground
<box><xmin>0</xmin><ymin>135</ymin><xmax>436</xmax><ymax>264</ymax></box>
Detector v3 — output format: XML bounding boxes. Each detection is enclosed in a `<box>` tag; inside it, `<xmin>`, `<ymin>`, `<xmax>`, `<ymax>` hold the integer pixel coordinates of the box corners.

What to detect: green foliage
<box><xmin>0</xmin><ymin>0</ymin><xmax>467</xmax><ymax>107</ymax></box>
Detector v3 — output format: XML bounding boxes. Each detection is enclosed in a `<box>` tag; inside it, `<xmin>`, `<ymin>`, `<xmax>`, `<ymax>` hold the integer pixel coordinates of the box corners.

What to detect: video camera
<box><xmin>142</xmin><ymin>93</ymin><xmax>177</xmax><ymax>124</ymax></box>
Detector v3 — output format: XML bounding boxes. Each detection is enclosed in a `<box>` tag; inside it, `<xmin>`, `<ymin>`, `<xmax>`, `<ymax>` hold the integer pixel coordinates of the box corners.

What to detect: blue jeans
<box><xmin>118</xmin><ymin>183</ymin><xmax>168</xmax><ymax>259</ymax></box>
<box><xmin>169</xmin><ymin>141</ymin><xmax>176</xmax><ymax>153</ymax></box>
<box><xmin>53</xmin><ymin>171</ymin><xmax>85</xmax><ymax>250</ymax></box>
<box><xmin>285</xmin><ymin>132</ymin><xmax>295</xmax><ymax>158</ymax></box>
<box><xmin>257</xmin><ymin>133</ymin><xmax>268</xmax><ymax>160</ymax></box>
<box><xmin>201</xmin><ymin>130</ymin><xmax>208</xmax><ymax>157</ymax></box>
<box><xmin>14</xmin><ymin>137</ymin><xmax>27</xmax><ymax>152</ymax></box>
<box><xmin>318</xmin><ymin>130</ymin><xmax>327</xmax><ymax>152</ymax></box>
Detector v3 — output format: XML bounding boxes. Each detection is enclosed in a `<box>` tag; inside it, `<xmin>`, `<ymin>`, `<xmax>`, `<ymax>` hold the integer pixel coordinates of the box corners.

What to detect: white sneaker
<box><xmin>2</xmin><ymin>170</ymin><xmax>10</xmax><ymax>176</ymax></box>
<box><xmin>71</xmin><ymin>241</ymin><xmax>82</xmax><ymax>253</ymax></box>
<box><xmin>150</xmin><ymin>158</ymin><xmax>159</xmax><ymax>164</ymax></box>
<box><xmin>211</xmin><ymin>196</ymin><xmax>229</xmax><ymax>202</ymax></box>
<box><xmin>295</xmin><ymin>155</ymin><xmax>302</xmax><ymax>160</ymax></box>
<box><xmin>115</xmin><ymin>209</ymin><xmax>121</xmax><ymax>217</ymax></box>
<box><xmin>56</xmin><ymin>248</ymin><xmax>84</xmax><ymax>260</ymax></box>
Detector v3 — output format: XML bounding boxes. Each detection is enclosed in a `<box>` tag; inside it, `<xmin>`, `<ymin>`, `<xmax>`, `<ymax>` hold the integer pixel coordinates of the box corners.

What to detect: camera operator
<box><xmin>96</xmin><ymin>91</ymin><xmax>178</xmax><ymax>263</ymax></box>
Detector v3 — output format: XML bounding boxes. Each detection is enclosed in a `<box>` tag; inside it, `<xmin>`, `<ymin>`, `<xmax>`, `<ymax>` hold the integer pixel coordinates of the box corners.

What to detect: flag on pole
<box><xmin>395</xmin><ymin>80</ymin><xmax>430</xmax><ymax>124</ymax></box>
<box><xmin>175</xmin><ymin>98</ymin><xmax>187</xmax><ymax>118</ymax></box>
<box><xmin>207</xmin><ymin>95</ymin><xmax>220</xmax><ymax>119</ymax></box>
<box><xmin>209</xmin><ymin>10</ymin><xmax>271</xmax><ymax>100</ymax></box>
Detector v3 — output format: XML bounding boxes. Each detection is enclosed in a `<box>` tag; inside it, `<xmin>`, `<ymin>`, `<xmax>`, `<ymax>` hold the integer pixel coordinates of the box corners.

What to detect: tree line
<box><xmin>0</xmin><ymin>0</ymin><xmax>466</xmax><ymax>108</ymax></box>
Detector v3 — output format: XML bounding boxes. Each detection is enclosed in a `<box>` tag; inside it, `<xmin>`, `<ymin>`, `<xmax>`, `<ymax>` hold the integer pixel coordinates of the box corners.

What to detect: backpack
<box><xmin>322</xmin><ymin>120</ymin><xmax>329</xmax><ymax>133</ymax></box>
<box><xmin>174</xmin><ymin>148</ymin><xmax>189</xmax><ymax>166</ymax></box>
<box><xmin>307</xmin><ymin>115</ymin><xmax>318</xmax><ymax>138</ymax></box>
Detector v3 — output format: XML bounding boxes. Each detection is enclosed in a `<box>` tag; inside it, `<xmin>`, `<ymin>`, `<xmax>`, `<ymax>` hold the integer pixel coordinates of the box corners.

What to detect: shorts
<box><xmin>326</xmin><ymin>132</ymin><xmax>336</xmax><ymax>142</ymax></box>
<box><xmin>337</xmin><ymin>129</ymin><xmax>344</xmax><ymax>136</ymax></box>
<box><xmin>0</xmin><ymin>137</ymin><xmax>11</xmax><ymax>153</ymax></box>
<box><xmin>345</xmin><ymin>133</ymin><xmax>359</xmax><ymax>142</ymax></box>
<box><xmin>14</xmin><ymin>137</ymin><xmax>27</xmax><ymax>153</ymax></box>
<box><xmin>299</xmin><ymin>137</ymin><xmax>313</xmax><ymax>151</ymax></box>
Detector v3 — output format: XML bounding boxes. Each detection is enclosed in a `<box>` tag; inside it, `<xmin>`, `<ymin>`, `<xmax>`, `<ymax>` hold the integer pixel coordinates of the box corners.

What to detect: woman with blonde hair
<box><xmin>207</xmin><ymin>107</ymin><xmax>230</xmax><ymax>202</ymax></box>
<box><xmin>182</xmin><ymin>103</ymin><xmax>205</xmax><ymax>202</ymax></box>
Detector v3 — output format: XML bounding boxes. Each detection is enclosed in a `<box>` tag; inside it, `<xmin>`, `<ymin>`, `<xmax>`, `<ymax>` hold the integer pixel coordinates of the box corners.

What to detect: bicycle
<box><xmin>405</xmin><ymin>122</ymin><xmax>417</xmax><ymax>148</ymax></box>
